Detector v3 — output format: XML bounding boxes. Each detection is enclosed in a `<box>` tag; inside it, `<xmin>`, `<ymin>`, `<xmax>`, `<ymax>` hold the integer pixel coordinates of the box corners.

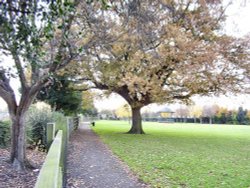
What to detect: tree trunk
<box><xmin>200</xmin><ymin>117</ymin><xmax>203</xmax><ymax>124</ymax></box>
<box><xmin>127</xmin><ymin>107</ymin><xmax>145</xmax><ymax>134</ymax></box>
<box><xmin>10</xmin><ymin>113</ymin><xmax>27</xmax><ymax>171</ymax></box>
<box><xmin>8</xmin><ymin>89</ymin><xmax>37</xmax><ymax>171</ymax></box>
<box><xmin>209</xmin><ymin>117</ymin><xmax>212</xmax><ymax>124</ymax></box>
<box><xmin>184</xmin><ymin>117</ymin><xmax>187</xmax><ymax>123</ymax></box>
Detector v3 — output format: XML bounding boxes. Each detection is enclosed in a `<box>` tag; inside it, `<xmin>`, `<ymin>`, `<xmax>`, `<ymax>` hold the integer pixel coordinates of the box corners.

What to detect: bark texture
<box><xmin>10</xmin><ymin>114</ymin><xmax>26</xmax><ymax>171</ymax></box>
<box><xmin>127</xmin><ymin>107</ymin><xmax>145</xmax><ymax>134</ymax></box>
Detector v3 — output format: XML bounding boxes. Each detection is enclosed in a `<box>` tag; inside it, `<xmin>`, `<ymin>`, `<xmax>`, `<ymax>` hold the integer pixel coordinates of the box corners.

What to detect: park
<box><xmin>0</xmin><ymin>0</ymin><xmax>250</xmax><ymax>187</ymax></box>
<box><xmin>93</xmin><ymin>120</ymin><xmax>250</xmax><ymax>187</ymax></box>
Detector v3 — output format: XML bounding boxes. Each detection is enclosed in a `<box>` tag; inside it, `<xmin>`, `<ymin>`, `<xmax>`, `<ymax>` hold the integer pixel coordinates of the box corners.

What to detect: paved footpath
<box><xmin>66</xmin><ymin>123</ymin><xmax>148</xmax><ymax>188</ymax></box>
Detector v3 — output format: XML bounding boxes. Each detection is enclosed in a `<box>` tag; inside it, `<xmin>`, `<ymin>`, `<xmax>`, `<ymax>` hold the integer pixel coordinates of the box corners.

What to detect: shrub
<box><xmin>0</xmin><ymin>121</ymin><xmax>10</xmax><ymax>148</ymax></box>
<box><xmin>0</xmin><ymin>102</ymin><xmax>69</xmax><ymax>150</ymax></box>
<box><xmin>51</xmin><ymin>111</ymin><xmax>67</xmax><ymax>131</ymax></box>
<box><xmin>26</xmin><ymin>103</ymin><xmax>68</xmax><ymax>151</ymax></box>
<box><xmin>26</xmin><ymin>105</ymin><xmax>53</xmax><ymax>151</ymax></box>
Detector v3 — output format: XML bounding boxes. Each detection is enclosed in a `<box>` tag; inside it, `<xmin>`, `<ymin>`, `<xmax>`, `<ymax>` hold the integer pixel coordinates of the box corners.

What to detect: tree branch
<box><xmin>49</xmin><ymin>0</ymin><xmax>81</xmax><ymax>73</ymax></box>
<box><xmin>12</xmin><ymin>53</ymin><xmax>28</xmax><ymax>89</ymax></box>
<box><xmin>0</xmin><ymin>71</ymin><xmax>17</xmax><ymax>112</ymax></box>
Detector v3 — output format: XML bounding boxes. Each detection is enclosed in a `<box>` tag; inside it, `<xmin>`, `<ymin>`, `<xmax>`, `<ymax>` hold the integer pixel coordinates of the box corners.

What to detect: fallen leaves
<box><xmin>0</xmin><ymin>148</ymin><xmax>46</xmax><ymax>188</ymax></box>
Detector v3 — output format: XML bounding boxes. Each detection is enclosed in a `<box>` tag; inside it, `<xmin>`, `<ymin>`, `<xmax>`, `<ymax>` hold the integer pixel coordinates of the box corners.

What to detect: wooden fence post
<box><xmin>46</xmin><ymin>122</ymin><xmax>55</xmax><ymax>149</ymax></box>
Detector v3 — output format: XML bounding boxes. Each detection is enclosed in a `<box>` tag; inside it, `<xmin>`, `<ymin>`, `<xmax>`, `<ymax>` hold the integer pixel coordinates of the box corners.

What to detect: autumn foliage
<box><xmin>65</xmin><ymin>0</ymin><xmax>249</xmax><ymax>134</ymax></box>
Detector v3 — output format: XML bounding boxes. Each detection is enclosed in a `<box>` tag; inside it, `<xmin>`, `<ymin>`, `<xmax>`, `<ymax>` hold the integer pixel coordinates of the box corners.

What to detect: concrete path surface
<box><xmin>66</xmin><ymin>123</ymin><xmax>148</xmax><ymax>188</ymax></box>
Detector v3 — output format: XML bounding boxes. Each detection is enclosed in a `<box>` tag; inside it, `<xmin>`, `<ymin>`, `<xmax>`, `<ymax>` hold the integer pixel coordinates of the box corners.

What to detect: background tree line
<box><xmin>99</xmin><ymin>104</ymin><xmax>250</xmax><ymax>125</ymax></box>
<box><xmin>174</xmin><ymin>105</ymin><xmax>249</xmax><ymax>125</ymax></box>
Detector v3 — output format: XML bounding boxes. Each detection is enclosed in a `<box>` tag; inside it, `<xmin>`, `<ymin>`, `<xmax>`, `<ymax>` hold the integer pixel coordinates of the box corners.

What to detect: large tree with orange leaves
<box><xmin>68</xmin><ymin>0</ymin><xmax>249</xmax><ymax>134</ymax></box>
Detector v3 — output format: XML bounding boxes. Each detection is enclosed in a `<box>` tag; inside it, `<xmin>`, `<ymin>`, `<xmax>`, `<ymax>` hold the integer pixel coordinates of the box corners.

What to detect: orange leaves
<box><xmin>65</xmin><ymin>0</ymin><xmax>250</xmax><ymax>107</ymax></box>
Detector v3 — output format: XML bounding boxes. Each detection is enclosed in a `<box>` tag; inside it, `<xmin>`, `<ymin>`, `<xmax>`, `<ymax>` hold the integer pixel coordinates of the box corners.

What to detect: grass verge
<box><xmin>92</xmin><ymin>120</ymin><xmax>250</xmax><ymax>188</ymax></box>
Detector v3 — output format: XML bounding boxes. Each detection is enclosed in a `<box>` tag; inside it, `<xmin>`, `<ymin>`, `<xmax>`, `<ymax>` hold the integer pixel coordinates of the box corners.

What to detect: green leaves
<box><xmin>44</xmin><ymin>21</ymin><xmax>54</xmax><ymax>39</ymax></box>
<box><xmin>0</xmin><ymin>121</ymin><xmax>10</xmax><ymax>148</ymax></box>
<box><xmin>36</xmin><ymin>74</ymin><xmax>83</xmax><ymax>115</ymax></box>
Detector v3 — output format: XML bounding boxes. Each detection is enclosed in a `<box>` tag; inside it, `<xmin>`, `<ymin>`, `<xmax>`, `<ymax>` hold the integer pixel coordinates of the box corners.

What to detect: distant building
<box><xmin>157</xmin><ymin>107</ymin><xmax>175</xmax><ymax>123</ymax></box>
<box><xmin>158</xmin><ymin>107</ymin><xmax>175</xmax><ymax>118</ymax></box>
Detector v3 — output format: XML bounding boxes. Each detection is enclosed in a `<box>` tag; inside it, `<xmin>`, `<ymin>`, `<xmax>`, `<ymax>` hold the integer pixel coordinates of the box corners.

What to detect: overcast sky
<box><xmin>224</xmin><ymin>0</ymin><xmax>250</xmax><ymax>37</ymax></box>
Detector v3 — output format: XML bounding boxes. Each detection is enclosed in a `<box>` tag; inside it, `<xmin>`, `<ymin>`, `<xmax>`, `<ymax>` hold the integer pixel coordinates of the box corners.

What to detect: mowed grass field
<box><xmin>92</xmin><ymin>120</ymin><xmax>250</xmax><ymax>188</ymax></box>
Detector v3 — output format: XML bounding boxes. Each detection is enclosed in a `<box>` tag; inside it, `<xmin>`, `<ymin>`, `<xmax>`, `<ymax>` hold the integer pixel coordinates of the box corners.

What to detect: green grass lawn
<box><xmin>92</xmin><ymin>120</ymin><xmax>250</xmax><ymax>188</ymax></box>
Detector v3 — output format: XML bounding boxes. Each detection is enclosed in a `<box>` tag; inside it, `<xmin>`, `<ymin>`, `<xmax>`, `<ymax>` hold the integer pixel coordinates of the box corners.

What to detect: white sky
<box><xmin>224</xmin><ymin>0</ymin><xmax>250</xmax><ymax>37</ymax></box>
<box><xmin>94</xmin><ymin>93</ymin><xmax>250</xmax><ymax>112</ymax></box>
<box><xmin>1</xmin><ymin>1</ymin><xmax>250</xmax><ymax>111</ymax></box>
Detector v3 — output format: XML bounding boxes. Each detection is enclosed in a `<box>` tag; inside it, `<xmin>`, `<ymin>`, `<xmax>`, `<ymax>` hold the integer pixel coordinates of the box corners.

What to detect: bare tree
<box><xmin>202</xmin><ymin>105</ymin><xmax>219</xmax><ymax>124</ymax></box>
<box><xmin>175</xmin><ymin>106</ymin><xmax>190</xmax><ymax>122</ymax></box>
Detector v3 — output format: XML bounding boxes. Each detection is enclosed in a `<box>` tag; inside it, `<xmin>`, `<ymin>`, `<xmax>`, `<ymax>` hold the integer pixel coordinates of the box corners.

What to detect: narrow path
<box><xmin>66</xmin><ymin>123</ymin><xmax>147</xmax><ymax>188</ymax></box>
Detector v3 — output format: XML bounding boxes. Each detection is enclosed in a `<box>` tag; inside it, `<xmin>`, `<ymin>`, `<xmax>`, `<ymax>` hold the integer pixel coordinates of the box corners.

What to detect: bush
<box><xmin>0</xmin><ymin>121</ymin><xmax>10</xmax><ymax>148</ymax></box>
<box><xmin>51</xmin><ymin>111</ymin><xmax>67</xmax><ymax>131</ymax></box>
<box><xmin>26</xmin><ymin>105</ymin><xmax>53</xmax><ymax>151</ymax></box>
<box><xmin>26</xmin><ymin>104</ymin><xmax>68</xmax><ymax>151</ymax></box>
<box><xmin>0</xmin><ymin>102</ymin><xmax>68</xmax><ymax>150</ymax></box>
